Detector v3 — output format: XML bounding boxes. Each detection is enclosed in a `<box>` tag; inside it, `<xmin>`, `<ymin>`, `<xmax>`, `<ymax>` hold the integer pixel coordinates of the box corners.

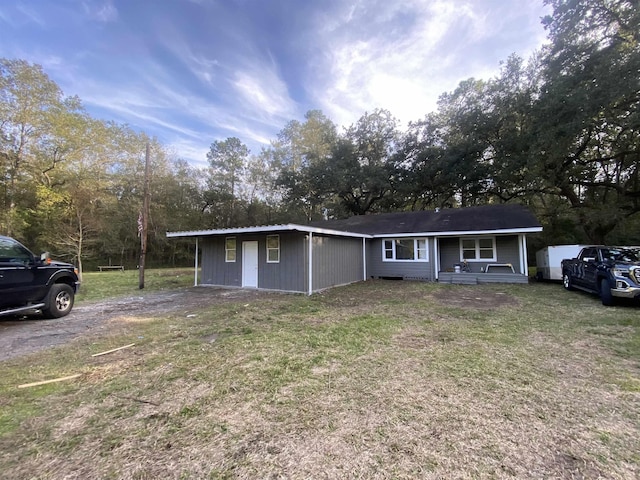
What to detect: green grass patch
<box><xmin>76</xmin><ymin>268</ymin><xmax>196</xmax><ymax>302</ymax></box>
<box><xmin>0</xmin><ymin>280</ymin><xmax>638</xmax><ymax>479</ymax></box>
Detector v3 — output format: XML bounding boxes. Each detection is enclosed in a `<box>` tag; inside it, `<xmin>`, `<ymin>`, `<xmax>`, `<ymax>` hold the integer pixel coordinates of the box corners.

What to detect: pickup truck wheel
<box><xmin>42</xmin><ymin>284</ymin><xmax>75</xmax><ymax>318</ymax></box>
<box><xmin>562</xmin><ymin>272</ymin><xmax>574</xmax><ymax>291</ymax></box>
<box><xmin>600</xmin><ymin>278</ymin><xmax>614</xmax><ymax>306</ymax></box>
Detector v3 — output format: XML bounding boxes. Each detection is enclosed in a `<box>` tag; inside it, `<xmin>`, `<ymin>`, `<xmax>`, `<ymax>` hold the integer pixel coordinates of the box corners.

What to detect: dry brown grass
<box><xmin>1</xmin><ymin>280</ymin><xmax>639</xmax><ymax>479</ymax></box>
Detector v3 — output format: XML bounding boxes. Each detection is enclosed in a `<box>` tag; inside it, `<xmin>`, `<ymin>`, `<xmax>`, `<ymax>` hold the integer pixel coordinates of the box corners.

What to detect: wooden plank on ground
<box><xmin>18</xmin><ymin>374</ymin><xmax>82</xmax><ymax>389</ymax></box>
<box><xmin>91</xmin><ymin>343</ymin><xmax>135</xmax><ymax>357</ymax></box>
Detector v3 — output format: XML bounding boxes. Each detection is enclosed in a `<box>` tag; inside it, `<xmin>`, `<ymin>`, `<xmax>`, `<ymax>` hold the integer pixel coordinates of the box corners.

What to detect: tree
<box><xmin>273</xmin><ymin>110</ymin><xmax>338</xmax><ymax>221</ymax></box>
<box><xmin>401</xmin><ymin>79</ymin><xmax>494</xmax><ymax>210</ymax></box>
<box><xmin>479</xmin><ymin>54</ymin><xmax>543</xmax><ymax>203</ymax></box>
<box><xmin>310</xmin><ymin>109</ymin><xmax>400</xmax><ymax>217</ymax></box>
<box><xmin>36</xmin><ymin>117</ymin><xmax>120</xmax><ymax>279</ymax></box>
<box><xmin>395</xmin><ymin>115</ymin><xmax>459</xmax><ymax>210</ymax></box>
<box><xmin>204</xmin><ymin>137</ymin><xmax>249</xmax><ymax>227</ymax></box>
<box><xmin>534</xmin><ymin>0</ymin><xmax>640</xmax><ymax>242</ymax></box>
<box><xmin>0</xmin><ymin>58</ymin><xmax>76</xmax><ymax>237</ymax></box>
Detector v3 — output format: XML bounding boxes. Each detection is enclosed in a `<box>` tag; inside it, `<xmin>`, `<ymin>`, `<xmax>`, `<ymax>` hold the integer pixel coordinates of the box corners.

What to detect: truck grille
<box><xmin>630</xmin><ymin>267</ymin><xmax>639</xmax><ymax>285</ymax></box>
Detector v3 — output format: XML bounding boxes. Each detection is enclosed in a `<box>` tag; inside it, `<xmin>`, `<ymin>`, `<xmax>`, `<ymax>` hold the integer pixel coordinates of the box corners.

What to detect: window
<box><xmin>266</xmin><ymin>235</ymin><xmax>280</xmax><ymax>263</ymax></box>
<box><xmin>460</xmin><ymin>237</ymin><xmax>496</xmax><ymax>262</ymax></box>
<box><xmin>0</xmin><ymin>237</ymin><xmax>33</xmax><ymax>265</ymax></box>
<box><xmin>225</xmin><ymin>237</ymin><xmax>236</xmax><ymax>262</ymax></box>
<box><xmin>382</xmin><ymin>239</ymin><xmax>428</xmax><ymax>262</ymax></box>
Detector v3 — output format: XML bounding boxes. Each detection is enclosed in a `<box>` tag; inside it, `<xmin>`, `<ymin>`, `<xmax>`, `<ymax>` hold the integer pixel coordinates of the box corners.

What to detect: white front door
<box><xmin>242</xmin><ymin>241</ymin><xmax>259</xmax><ymax>288</ymax></box>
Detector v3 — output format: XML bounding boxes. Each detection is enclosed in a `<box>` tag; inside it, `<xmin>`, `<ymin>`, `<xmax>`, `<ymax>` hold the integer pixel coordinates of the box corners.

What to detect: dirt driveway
<box><xmin>0</xmin><ymin>287</ymin><xmax>268</xmax><ymax>362</ymax></box>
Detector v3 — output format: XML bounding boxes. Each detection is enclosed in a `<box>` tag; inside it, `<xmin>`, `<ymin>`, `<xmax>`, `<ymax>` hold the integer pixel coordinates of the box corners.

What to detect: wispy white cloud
<box><xmin>54</xmin><ymin>51</ymin><xmax>279</xmax><ymax>161</ymax></box>
<box><xmin>82</xmin><ymin>0</ymin><xmax>118</xmax><ymax>23</ymax></box>
<box><xmin>152</xmin><ymin>19</ymin><xmax>221</xmax><ymax>88</ymax></box>
<box><xmin>12</xmin><ymin>3</ymin><xmax>46</xmax><ymax>26</ymax></box>
<box><xmin>166</xmin><ymin>138</ymin><xmax>210</xmax><ymax>168</ymax></box>
<box><xmin>0</xmin><ymin>0</ymin><xmax>551</xmax><ymax>166</ymax></box>
<box><xmin>147</xmin><ymin>15</ymin><xmax>297</xmax><ymax>153</ymax></box>
<box><xmin>232</xmin><ymin>67</ymin><xmax>297</xmax><ymax>121</ymax></box>
<box><xmin>308</xmin><ymin>0</ymin><xmax>550</xmax><ymax>129</ymax></box>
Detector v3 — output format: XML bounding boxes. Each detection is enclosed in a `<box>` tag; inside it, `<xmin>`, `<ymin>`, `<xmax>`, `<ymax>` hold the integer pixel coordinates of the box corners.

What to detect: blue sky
<box><xmin>0</xmin><ymin>0</ymin><xmax>551</xmax><ymax>167</ymax></box>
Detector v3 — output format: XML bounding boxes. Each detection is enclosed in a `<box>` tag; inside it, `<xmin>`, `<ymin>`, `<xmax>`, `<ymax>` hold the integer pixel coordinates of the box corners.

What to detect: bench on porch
<box><xmin>439</xmin><ymin>263</ymin><xmax>527</xmax><ymax>284</ymax></box>
<box><xmin>484</xmin><ymin>263</ymin><xmax>515</xmax><ymax>273</ymax></box>
<box><xmin>98</xmin><ymin>265</ymin><xmax>125</xmax><ymax>272</ymax></box>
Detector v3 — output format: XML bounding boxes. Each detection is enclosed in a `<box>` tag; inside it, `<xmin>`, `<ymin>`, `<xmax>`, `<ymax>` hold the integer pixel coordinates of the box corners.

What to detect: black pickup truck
<box><xmin>561</xmin><ymin>246</ymin><xmax>640</xmax><ymax>306</ymax></box>
<box><xmin>0</xmin><ymin>235</ymin><xmax>80</xmax><ymax>318</ymax></box>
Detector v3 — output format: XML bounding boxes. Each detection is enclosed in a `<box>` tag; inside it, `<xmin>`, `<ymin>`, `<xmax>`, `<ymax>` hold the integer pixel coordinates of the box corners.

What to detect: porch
<box><xmin>438</xmin><ymin>272</ymin><xmax>529</xmax><ymax>285</ymax></box>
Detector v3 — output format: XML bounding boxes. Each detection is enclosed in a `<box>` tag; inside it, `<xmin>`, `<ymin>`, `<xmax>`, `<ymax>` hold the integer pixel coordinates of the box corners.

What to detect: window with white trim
<box><xmin>266</xmin><ymin>235</ymin><xmax>280</xmax><ymax>263</ymax></box>
<box><xmin>460</xmin><ymin>237</ymin><xmax>496</xmax><ymax>261</ymax></box>
<box><xmin>225</xmin><ymin>237</ymin><xmax>236</xmax><ymax>262</ymax></box>
<box><xmin>382</xmin><ymin>239</ymin><xmax>428</xmax><ymax>261</ymax></box>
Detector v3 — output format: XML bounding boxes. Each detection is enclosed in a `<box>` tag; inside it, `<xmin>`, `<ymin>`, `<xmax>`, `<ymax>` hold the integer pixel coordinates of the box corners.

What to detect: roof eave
<box><xmin>166</xmin><ymin>224</ymin><xmax>372</xmax><ymax>239</ymax></box>
<box><xmin>371</xmin><ymin>226</ymin><xmax>543</xmax><ymax>238</ymax></box>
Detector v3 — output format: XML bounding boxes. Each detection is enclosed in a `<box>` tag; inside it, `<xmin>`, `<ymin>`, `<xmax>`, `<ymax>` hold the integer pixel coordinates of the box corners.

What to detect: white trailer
<box><xmin>535</xmin><ymin>245</ymin><xmax>586</xmax><ymax>281</ymax></box>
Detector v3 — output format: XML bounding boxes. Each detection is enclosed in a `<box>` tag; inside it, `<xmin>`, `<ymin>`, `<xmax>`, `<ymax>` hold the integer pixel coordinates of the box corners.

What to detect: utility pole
<box><xmin>139</xmin><ymin>142</ymin><xmax>151</xmax><ymax>289</ymax></box>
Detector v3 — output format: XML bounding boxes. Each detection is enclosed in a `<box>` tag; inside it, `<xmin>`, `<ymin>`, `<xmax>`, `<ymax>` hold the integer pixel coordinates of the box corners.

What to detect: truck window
<box><xmin>0</xmin><ymin>238</ymin><xmax>33</xmax><ymax>265</ymax></box>
<box><xmin>579</xmin><ymin>248</ymin><xmax>597</xmax><ymax>261</ymax></box>
<box><xmin>604</xmin><ymin>248</ymin><xmax>640</xmax><ymax>262</ymax></box>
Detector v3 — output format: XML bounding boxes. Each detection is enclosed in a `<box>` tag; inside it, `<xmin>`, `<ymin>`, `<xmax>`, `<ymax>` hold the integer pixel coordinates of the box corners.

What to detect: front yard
<box><xmin>0</xmin><ymin>280</ymin><xmax>638</xmax><ymax>479</ymax></box>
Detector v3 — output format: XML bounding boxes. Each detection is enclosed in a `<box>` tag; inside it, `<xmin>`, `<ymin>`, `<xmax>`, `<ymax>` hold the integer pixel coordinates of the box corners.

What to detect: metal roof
<box><xmin>166</xmin><ymin>223</ymin><xmax>372</xmax><ymax>239</ymax></box>
<box><xmin>166</xmin><ymin>205</ymin><xmax>543</xmax><ymax>239</ymax></box>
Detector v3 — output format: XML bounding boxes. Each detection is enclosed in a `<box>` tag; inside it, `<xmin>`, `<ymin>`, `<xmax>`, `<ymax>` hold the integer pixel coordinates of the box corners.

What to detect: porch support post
<box><xmin>434</xmin><ymin>237</ymin><xmax>440</xmax><ymax>280</ymax></box>
<box><xmin>362</xmin><ymin>237</ymin><xmax>367</xmax><ymax>281</ymax></box>
<box><xmin>308</xmin><ymin>232</ymin><xmax>313</xmax><ymax>295</ymax></box>
<box><xmin>519</xmin><ymin>234</ymin><xmax>528</xmax><ymax>276</ymax></box>
<box><xmin>194</xmin><ymin>237</ymin><xmax>199</xmax><ymax>286</ymax></box>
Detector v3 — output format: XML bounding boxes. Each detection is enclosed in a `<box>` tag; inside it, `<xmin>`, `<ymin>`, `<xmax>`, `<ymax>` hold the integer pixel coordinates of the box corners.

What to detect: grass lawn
<box><xmin>76</xmin><ymin>268</ymin><xmax>196</xmax><ymax>302</ymax></box>
<box><xmin>0</xmin><ymin>279</ymin><xmax>638</xmax><ymax>479</ymax></box>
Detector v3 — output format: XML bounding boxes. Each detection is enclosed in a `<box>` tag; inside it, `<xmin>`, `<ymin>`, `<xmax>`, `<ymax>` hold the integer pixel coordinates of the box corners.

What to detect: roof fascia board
<box><xmin>167</xmin><ymin>224</ymin><xmax>291</xmax><ymax>238</ymax></box>
<box><xmin>167</xmin><ymin>225</ymin><xmax>541</xmax><ymax>239</ymax></box>
<box><xmin>166</xmin><ymin>224</ymin><xmax>372</xmax><ymax>239</ymax></box>
<box><xmin>371</xmin><ymin>227</ymin><xmax>543</xmax><ymax>238</ymax></box>
<box><xmin>298</xmin><ymin>225</ymin><xmax>372</xmax><ymax>238</ymax></box>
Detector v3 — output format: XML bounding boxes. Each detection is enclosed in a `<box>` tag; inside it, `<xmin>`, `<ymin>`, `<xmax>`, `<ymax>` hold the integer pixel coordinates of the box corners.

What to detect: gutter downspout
<box><xmin>194</xmin><ymin>237</ymin><xmax>199</xmax><ymax>286</ymax></box>
<box><xmin>308</xmin><ymin>232</ymin><xmax>313</xmax><ymax>295</ymax></box>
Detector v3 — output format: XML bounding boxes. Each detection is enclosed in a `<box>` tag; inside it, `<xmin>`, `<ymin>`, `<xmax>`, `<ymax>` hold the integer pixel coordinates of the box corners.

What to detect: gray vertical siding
<box><xmin>200</xmin><ymin>232</ymin><xmax>307</xmax><ymax>292</ymax></box>
<box><xmin>312</xmin><ymin>235</ymin><xmax>364</xmax><ymax>291</ymax></box>
<box><xmin>260</xmin><ymin>232</ymin><xmax>306</xmax><ymax>292</ymax></box>
<box><xmin>200</xmin><ymin>232</ymin><xmax>526</xmax><ymax>292</ymax></box>
<box><xmin>367</xmin><ymin>238</ymin><xmax>434</xmax><ymax>281</ymax></box>
<box><xmin>438</xmin><ymin>235</ymin><xmax>522</xmax><ymax>274</ymax></box>
<box><xmin>200</xmin><ymin>237</ymin><xmax>241</xmax><ymax>286</ymax></box>
<box><xmin>495</xmin><ymin>236</ymin><xmax>522</xmax><ymax>272</ymax></box>
<box><xmin>439</xmin><ymin>237</ymin><xmax>460</xmax><ymax>273</ymax></box>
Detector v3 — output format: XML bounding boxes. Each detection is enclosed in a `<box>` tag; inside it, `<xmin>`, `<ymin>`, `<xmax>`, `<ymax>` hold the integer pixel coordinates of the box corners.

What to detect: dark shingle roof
<box><xmin>308</xmin><ymin>204</ymin><xmax>541</xmax><ymax>235</ymax></box>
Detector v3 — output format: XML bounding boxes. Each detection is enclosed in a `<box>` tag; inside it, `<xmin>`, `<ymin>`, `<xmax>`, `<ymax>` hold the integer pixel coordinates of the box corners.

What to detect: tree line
<box><xmin>1</xmin><ymin>0</ymin><xmax>639</xmax><ymax>276</ymax></box>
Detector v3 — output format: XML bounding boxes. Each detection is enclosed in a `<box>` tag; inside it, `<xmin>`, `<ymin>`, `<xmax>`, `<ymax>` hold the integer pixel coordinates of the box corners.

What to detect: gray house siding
<box><xmin>438</xmin><ymin>235</ymin><xmax>522</xmax><ymax>273</ymax></box>
<box><xmin>200</xmin><ymin>233</ymin><xmax>527</xmax><ymax>291</ymax></box>
<box><xmin>367</xmin><ymin>238</ymin><xmax>434</xmax><ymax>281</ymax></box>
<box><xmin>201</xmin><ymin>237</ymin><xmax>241</xmax><ymax>286</ymax></box>
<box><xmin>200</xmin><ymin>232</ymin><xmax>307</xmax><ymax>292</ymax></box>
<box><xmin>260</xmin><ymin>232</ymin><xmax>306</xmax><ymax>292</ymax></box>
<box><xmin>312</xmin><ymin>235</ymin><xmax>364</xmax><ymax>291</ymax></box>
<box><xmin>171</xmin><ymin>205</ymin><xmax>541</xmax><ymax>292</ymax></box>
